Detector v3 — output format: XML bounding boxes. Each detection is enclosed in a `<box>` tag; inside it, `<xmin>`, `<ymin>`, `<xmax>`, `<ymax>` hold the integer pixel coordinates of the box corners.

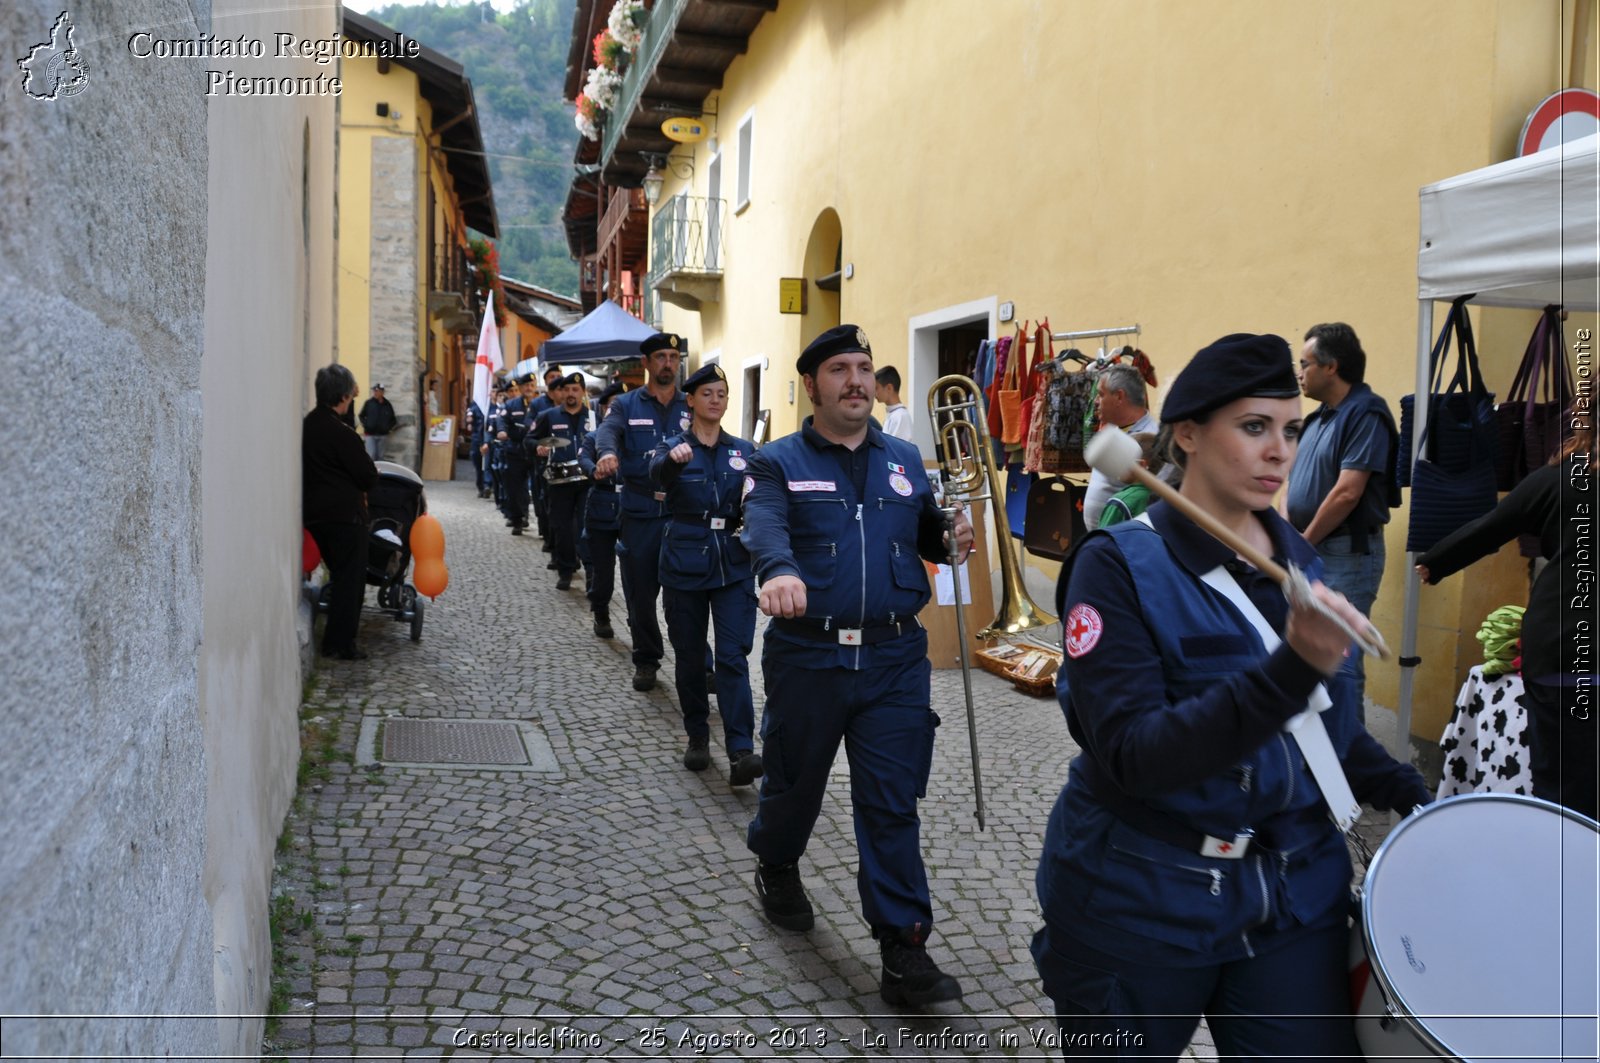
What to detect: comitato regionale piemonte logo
<box><xmin>17</xmin><ymin>11</ymin><xmax>90</xmax><ymax>100</ymax></box>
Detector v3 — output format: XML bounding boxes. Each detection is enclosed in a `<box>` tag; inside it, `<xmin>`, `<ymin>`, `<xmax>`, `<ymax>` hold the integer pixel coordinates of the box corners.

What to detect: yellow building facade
<box><xmin>581</xmin><ymin>0</ymin><xmax>1596</xmax><ymax>749</ymax></box>
<box><xmin>337</xmin><ymin>11</ymin><xmax>497</xmax><ymax>471</ymax></box>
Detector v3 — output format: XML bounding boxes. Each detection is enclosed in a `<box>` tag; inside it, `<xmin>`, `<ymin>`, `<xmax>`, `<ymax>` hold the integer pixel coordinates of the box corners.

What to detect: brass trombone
<box><xmin>927</xmin><ymin>374</ymin><xmax>1057</xmax><ymax>830</ymax></box>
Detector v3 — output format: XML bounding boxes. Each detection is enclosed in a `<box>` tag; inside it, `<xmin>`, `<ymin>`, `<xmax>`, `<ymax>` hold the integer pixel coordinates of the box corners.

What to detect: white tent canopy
<box><xmin>1418</xmin><ymin>133</ymin><xmax>1599</xmax><ymax>308</ymax></box>
<box><xmin>1397</xmin><ymin>134</ymin><xmax>1600</xmax><ymax>760</ymax></box>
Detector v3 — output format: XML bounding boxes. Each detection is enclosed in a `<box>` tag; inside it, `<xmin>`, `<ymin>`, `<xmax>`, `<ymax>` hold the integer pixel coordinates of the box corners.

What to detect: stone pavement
<box><xmin>264</xmin><ymin>464</ymin><xmax>1397</xmax><ymax>1060</ymax></box>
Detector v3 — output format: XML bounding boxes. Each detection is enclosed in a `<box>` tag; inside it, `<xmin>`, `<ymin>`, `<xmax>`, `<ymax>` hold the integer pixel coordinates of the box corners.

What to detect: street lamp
<box><xmin>641</xmin><ymin>157</ymin><xmax>665</xmax><ymax>206</ymax></box>
<box><xmin>639</xmin><ymin>152</ymin><xmax>693</xmax><ymax>207</ymax></box>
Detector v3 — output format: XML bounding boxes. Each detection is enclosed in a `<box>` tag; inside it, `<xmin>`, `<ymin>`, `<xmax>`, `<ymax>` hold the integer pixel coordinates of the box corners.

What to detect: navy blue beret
<box><xmin>640</xmin><ymin>332</ymin><xmax>685</xmax><ymax>356</ymax></box>
<box><xmin>599</xmin><ymin>382</ymin><xmax>625</xmax><ymax>405</ymax></box>
<box><xmin>684</xmin><ymin>362</ymin><xmax>728</xmax><ymax>395</ymax></box>
<box><xmin>514</xmin><ymin>371</ymin><xmax>535</xmax><ymax>385</ymax></box>
<box><xmin>1160</xmin><ymin>333</ymin><xmax>1299</xmax><ymax>423</ymax></box>
<box><xmin>797</xmin><ymin>323</ymin><xmax>872</xmax><ymax>376</ymax></box>
<box><xmin>557</xmin><ymin>372</ymin><xmax>584</xmax><ymax>388</ymax></box>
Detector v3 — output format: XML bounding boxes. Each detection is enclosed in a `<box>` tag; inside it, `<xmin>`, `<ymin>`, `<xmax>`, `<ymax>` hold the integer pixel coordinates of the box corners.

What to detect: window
<box><xmin>735</xmin><ymin>109</ymin><xmax>754</xmax><ymax>213</ymax></box>
<box><xmin>706</xmin><ymin>150</ymin><xmax>722</xmax><ymax>269</ymax></box>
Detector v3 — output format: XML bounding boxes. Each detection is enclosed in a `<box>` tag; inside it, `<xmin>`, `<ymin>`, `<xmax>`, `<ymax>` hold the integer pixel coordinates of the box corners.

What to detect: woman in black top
<box><xmin>303</xmin><ymin>364</ymin><xmax>379</xmax><ymax>660</ymax></box>
<box><xmin>1417</xmin><ymin>414</ymin><xmax>1597</xmax><ymax>819</ymax></box>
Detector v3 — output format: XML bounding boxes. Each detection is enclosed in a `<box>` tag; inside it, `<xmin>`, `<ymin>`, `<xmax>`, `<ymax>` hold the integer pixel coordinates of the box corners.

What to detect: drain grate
<box><xmin>382</xmin><ymin>718</ymin><xmax>529</xmax><ymax>766</ymax></box>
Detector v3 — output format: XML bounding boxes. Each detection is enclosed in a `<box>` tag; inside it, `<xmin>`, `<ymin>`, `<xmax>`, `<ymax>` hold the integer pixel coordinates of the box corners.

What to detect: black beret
<box><xmin>640</xmin><ymin>332</ymin><xmax>685</xmax><ymax>356</ymax></box>
<box><xmin>1160</xmin><ymin>333</ymin><xmax>1300</xmax><ymax>423</ymax></box>
<box><xmin>558</xmin><ymin>372</ymin><xmax>584</xmax><ymax>388</ymax></box>
<box><xmin>797</xmin><ymin>323</ymin><xmax>872</xmax><ymax>376</ymax></box>
<box><xmin>684</xmin><ymin>362</ymin><xmax>728</xmax><ymax>395</ymax></box>
<box><xmin>514</xmin><ymin>371</ymin><xmax>536</xmax><ymax>385</ymax></box>
<box><xmin>598</xmin><ymin>382</ymin><xmax>625</xmax><ymax>405</ymax></box>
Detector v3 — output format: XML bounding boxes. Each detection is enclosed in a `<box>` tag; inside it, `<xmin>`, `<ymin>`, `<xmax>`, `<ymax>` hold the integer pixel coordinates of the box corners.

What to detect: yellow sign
<box><xmin>661</xmin><ymin>117</ymin><xmax>709</xmax><ymax>143</ymax></box>
<box><xmin>779</xmin><ymin>278</ymin><xmax>807</xmax><ymax>314</ymax></box>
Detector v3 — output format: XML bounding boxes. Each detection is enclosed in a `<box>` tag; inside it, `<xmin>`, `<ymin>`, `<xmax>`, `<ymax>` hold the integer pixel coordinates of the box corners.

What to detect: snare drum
<box><xmin>1350</xmin><ymin>794</ymin><xmax>1598</xmax><ymax>1061</ymax></box>
<box><xmin>545</xmin><ymin>459</ymin><xmax>587</xmax><ymax>486</ymax></box>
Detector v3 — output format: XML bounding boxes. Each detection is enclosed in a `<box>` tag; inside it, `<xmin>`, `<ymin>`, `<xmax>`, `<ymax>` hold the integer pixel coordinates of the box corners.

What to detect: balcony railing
<box><xmin>648</xmin><ymin>194</ymin><xmax>726</xmax><ymax>310</ymax></box>
<box><xmin>600</xmin><ymin>0</ymin><xmax>688</xmax><ymax>167</ymax></box>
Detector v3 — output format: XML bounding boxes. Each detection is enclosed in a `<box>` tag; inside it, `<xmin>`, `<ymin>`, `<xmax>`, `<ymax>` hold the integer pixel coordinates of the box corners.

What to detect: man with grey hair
<box><xmin>1084</xmin><ymin>364</ymin><xmax>1157</xmax><ymax>528</ymax></box>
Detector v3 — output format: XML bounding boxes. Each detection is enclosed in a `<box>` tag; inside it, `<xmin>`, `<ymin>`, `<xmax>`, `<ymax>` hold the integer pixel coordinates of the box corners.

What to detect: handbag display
<box><xmin>1494</xmin><ymin>305</ymin><xmax>1571</xmax><ymax>491</ymax></box>
<box><xmin>1404</xmin><ymin>299</ymin><xmax>1500</xmax><ymax>553</ymax></box>
<box><xmin>1022</xmin><ymin>477</ymin><xmax>1087</xmax><ymax>560</ymax></box>
<box><xmin>1036</xmin><ymin>357</ymin><xmax>1095</xmax><ymax>473</ymax></box>
<box><xmin>997</xmin><ymin>323</ymin><xmax>1028</xmax><ymax>445</ymax></box>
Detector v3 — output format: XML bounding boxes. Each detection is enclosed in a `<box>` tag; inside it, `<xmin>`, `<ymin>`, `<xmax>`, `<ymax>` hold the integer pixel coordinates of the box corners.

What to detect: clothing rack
<box><xmin>1050</xmin><ymin>324</ymin><xmax>1140</xmax><ymax>343</ymax></box>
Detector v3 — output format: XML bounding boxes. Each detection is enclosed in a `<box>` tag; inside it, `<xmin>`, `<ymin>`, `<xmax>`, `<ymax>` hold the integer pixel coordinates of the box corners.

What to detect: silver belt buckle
<box><xmin>709</xmin><ymin>517</ymin><xmax>726</xmax><ymax>530</ymax></box>
<box><xmin>837</xmin><ymin>628</ymin><xmax>862</xmax><ymax>645</ymax></box>
<box><xmin>653</xmin><ymin>491</ymin><xmax>666</xmax><ymax>501</ymax></box>
<box><xmin>1200</xmin><ymin>831</ymin><xmax>1253</xmax><ymax>860</ymax></box>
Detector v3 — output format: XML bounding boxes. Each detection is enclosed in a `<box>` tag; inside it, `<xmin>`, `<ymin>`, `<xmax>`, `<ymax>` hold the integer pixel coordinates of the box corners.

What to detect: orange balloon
<box><xmin>410</xmin><ymin>513</ymin><xmax>445</xmax><ymax>561</ymax></box>
<box><xmin>414</xmin><ymin>557</ymin><xmax>449</xmax><ymax>599</ymax></box>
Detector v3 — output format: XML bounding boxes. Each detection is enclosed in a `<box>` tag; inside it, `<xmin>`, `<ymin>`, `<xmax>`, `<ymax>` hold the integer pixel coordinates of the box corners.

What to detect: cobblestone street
<box><xmin>265</xmin><ymin>464</ymin><xmax>1401</xmax><ymax>1060</ymax></box>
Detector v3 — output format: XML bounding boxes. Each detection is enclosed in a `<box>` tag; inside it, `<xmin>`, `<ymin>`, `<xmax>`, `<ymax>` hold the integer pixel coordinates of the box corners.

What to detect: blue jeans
<box><xmin>1317</xmin><ymin>532</ymin><xmax>1385</xmax><ymax>725</ymax></box>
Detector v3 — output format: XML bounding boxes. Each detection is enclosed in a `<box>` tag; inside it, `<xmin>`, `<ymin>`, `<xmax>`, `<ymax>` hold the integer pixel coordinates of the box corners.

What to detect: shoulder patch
<box><xmin>1064</xmin><ymin>603</ymin><xmax>1104</xmax><ymax>658</ymax></box>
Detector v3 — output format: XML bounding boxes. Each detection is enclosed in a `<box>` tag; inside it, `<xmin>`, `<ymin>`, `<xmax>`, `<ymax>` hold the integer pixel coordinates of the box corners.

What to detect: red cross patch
<box><xmin>1064</xmin><ymin>603</ymin><xmax>1103</xmax><ymax>658</ymax></box>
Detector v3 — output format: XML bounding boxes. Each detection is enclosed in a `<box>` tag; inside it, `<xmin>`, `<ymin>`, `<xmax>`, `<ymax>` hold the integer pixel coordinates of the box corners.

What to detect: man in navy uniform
<box><xmin>487</xmin><ymin>380</ymin><xmax>512</xmax><ymax>513</ymax></box>
<box><xmin>650</xmin><ymin>363</ymin><xmax>763</xmax><ymax>787</ymax></box>
<box><xmin>497</xmin><ymin>373</ymin><xmax>538</xmax><ymax>535</ymax></box>
<box><xmin>740</xmin><ymin>324</ymin><xmax>974</xmax><ymax>1008</ymax></box>
<box><xmin>595</xmin><ymin>333</ymin><xmax>692</xmax><ymax>691</ymax></box>
<box><xmin>530</xmin><ymin>365</ymin><xmax>564</xmax><ymax>548</ymax></box>
<box><xmin>466</xmin><ymin>394</ymin><xmax>488</xmax><ymax>498</ymax></box>
<box><xmin>532</xmin><ymin>372</ymin><xmax>592</xmax><ymax>591</ymax></box>
<box><xmin>578</xmin><ymin>383</ymin><xmax>626</xmax><ymax>638</ymax></box>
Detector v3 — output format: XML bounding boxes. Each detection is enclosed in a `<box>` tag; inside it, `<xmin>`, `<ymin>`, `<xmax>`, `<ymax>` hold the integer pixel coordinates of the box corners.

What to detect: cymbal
<box><xmin>533</xmin><ymin>436</ymin><xmax>573</xmax><ymax>449</ymax></box>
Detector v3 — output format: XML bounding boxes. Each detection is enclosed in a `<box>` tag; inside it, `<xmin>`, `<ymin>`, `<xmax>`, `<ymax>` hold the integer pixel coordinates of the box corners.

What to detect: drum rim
<box><xmin>1359</xmin><ymin>792</ymin><xmax>1600</xmax><ymax>1055</ymax></box>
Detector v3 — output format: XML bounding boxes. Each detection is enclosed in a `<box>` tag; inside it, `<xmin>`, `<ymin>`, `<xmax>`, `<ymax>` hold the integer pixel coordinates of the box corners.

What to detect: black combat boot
<box><xmin>593</xmin><ymin>611</ymin><xmax>614</xmax><ymax>639</ymax></box>
<box><xmin>728</xmin><ymin>750</ymin><xmax>764</xmax><ymax>787</ymax></box>
<box><xmin>754</xmin><ymin>861</ymin><xmax>813</xmax><ymax>931</ymax></box>
<box><xmin>878</xmin><ymin>925</ymin><xmax>962</xmax><ymax>1007</ymax></box>
<box><xmin>683</xmin><ymin>735</ymin><xmax>711</xmax><ymax>771</ymax></box>
<box><xmin>632</xmin><ymin>664</ymin><xmax>657</xmax><ymax>692</ymax></box>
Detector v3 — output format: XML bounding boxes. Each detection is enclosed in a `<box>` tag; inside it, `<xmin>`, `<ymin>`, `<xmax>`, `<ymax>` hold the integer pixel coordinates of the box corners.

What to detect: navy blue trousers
<box><xmin>581</xmin><ymin>524</ymin><xmax>623</xmax><ymax>615</ymax></box>
<box><xmin>1031</xmin><ymin>921</ymin><xmax>1361</xmax><ymax>1060</ymax></box>
<box><xmin>747</xmin><ymin>641</ymin><xmax>939</xmax><ymax>933</ymax></box>
<box><xmin>617</xmin><ymin>515</ymin><xmax>667</xmax><ymax>667</ymax></box>
<box><xmin>663</xmin><ymin>580</ymin><xmax>757</xmax><ymax>753</ymax></box>
<box><xmin>504</xmin><ymin>455</ymin><xmax>530</xmax><ymax>527</ymax></box>
<box><xmin>547</xmin><ymin>483</ymin><xmax>587</xmax><ymax>576</ymax></box>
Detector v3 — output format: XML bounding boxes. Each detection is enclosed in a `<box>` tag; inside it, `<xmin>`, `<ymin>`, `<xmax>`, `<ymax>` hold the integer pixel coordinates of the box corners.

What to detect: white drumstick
<box><xmin>1085</xmin><ymin>427</ymin><xmax>1389</xmax><ymax>659</ymax></box>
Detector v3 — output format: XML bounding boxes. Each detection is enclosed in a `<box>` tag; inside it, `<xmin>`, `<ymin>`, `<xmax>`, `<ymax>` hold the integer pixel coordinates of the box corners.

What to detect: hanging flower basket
<box><xmin>593</xmin><ymin>30</ymin><xmax>627</xmax><ymax>71</ymax></box>
<box><xmin>608</xmin><ymin>0</ymin><xmax>645</xmax><ymax>53</ymax></box>
<box><xmin>583</xmin><ymin>64</ymin><xmax>622</xmax><ymax>111</ymax></box>
<box><xmin>575</xmin><ymin>93</ymin><xmax>601</xmax><ymax>141</ymax></box>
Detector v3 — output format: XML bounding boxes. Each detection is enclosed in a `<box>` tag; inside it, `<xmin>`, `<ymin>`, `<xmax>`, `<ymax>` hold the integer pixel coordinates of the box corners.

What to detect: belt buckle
<box><xmin>837</xmin><ymin>628</ymin><xmax>862</xmax><ymax>645</ymax></box>
<box><xmin>1200</xmin><ymin>831</ymin><xmax>1253</xmax><ymax>860</ymax></box>
<box><xmin>653</xmin><ymin>491</ymin><xmax>666</xmax><ymax>501</ymax></box>
<box><xmin>709</xmin><ymin>517</ymin><xmax>726</xmax><ymax>530</ymax></box>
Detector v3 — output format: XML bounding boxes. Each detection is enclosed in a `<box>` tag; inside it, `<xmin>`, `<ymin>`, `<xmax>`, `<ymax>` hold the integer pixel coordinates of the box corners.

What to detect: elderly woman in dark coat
<box><xmin>304</xmin><ymin>364</ymin><xmax>378</xmax><ymax>660</ymax></box>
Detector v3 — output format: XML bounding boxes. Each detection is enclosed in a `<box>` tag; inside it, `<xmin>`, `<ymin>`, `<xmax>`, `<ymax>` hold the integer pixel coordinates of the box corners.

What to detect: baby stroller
<box><xmin>317</xmin><ymin>461</ymin><xmax>428</xmax><ymax>641</ymax></box>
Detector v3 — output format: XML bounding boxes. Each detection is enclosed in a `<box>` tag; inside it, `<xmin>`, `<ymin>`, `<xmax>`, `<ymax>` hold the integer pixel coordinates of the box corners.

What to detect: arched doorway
<box><xmin>796</xmin><ymin>209</ymin><xmax>842</xmax><ymax>422</ymax></box>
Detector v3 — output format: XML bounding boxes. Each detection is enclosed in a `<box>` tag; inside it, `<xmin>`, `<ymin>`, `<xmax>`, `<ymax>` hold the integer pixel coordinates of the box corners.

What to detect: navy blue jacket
<box><xmin>502</xmin><ymin>396</ymin><xmax>536</xmax><ymax>458</ymax></box>
<box><xmin>594</xmin><ymin>387</ymin><xmax>691</xmax><ymax>519</ymax></box>
<box><xmin>467</xmin><ymin>401</ymin><xmax>485</xmax><ymax>447</ymax></box>
<box><xmin>578</xmin><ymin>431</ymin><xmax>620</xmax><ymax>531</ymax></box>
<box><xmin>649</xmin><ymin>429</ymin><xmax>757</xmax><ymax>591</ymax></box>
<box><xmin>741</xmin><ymin>419</ymin><xmax>949</xmax><ymax>668</ymax></box>
<box><xmin>1038</xmin><ymin>503</ymin><xmax>1429</xmax><ymax>964</ymax></box>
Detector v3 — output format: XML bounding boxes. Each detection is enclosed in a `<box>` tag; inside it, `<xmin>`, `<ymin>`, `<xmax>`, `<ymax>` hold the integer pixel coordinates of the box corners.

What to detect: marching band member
<box><xmin>578</xmin><ymin>383</ymin><xmax>626</xmax><ymax>638</ymax></box>
<box><xmin>531</xmin><ymin>372</ymin><xmax>592</xmax><ymax>591</ymax></box>
<box><xmin>1033</xmin><ymin>333</ymin><xmax>1428</xmax><ymax>1058</ymax></box>
<box><xmin>649</xmin><ymin>363</ymin><xmax>763</xmax><ymax>786</ymax></box>
<box><xmin>741</xmin><ymin>324</ymin><xmax>973</xmax><ymax>1008</ymax></box>
<box><xmin>594</xmin><ymin>334</ymin><xmax>692</xmax><ymax>692</ymax></box>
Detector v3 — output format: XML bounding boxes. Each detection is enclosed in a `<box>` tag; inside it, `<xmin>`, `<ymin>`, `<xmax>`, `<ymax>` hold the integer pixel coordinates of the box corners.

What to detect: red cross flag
<box><xmin>471</xmin><ymin>292</ymin><xmax>502</xmax><ymax>422</ymax></box>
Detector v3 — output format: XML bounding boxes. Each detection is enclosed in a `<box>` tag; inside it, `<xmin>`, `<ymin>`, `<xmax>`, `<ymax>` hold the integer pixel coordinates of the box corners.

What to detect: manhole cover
<box><xmin>382</xmin><ymin>719</ymin><xmax>529</xmax><ymax>765</ymax></box>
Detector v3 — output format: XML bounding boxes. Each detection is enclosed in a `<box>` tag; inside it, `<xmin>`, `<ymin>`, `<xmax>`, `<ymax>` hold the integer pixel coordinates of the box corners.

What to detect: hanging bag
<box><xmin>1017</xmin><ymin>319</ymin><xmax>1050</xmax><ymax>455</ymax></box>
<box><xmin>1397</xmin><ymin>297</ymin><xmax>1490</xmax><ymax>486</ymax></box>
<box><xmin>1022</xmin><ymin>477</ymin><xmax>1086</xmax><ymax>560</ymax></box>
<box><xmin>1493</xmin><ymin>306</ymin><xmax>1571</xmax><ymax>491</ymax></box>
<box><xmin>1404</xmin><ymin>300</ymin><xmax>1500</xmax><ymax>553</ymax></box>
<box><xmin>997</xmin><ymin>323</ymin><xmax>1028</xmax><ymax>445</ymax></box>
<box><xmin>985</xmin><ymin>334</ymin><xmax>1013</xmax><ymax>440</ymax></box>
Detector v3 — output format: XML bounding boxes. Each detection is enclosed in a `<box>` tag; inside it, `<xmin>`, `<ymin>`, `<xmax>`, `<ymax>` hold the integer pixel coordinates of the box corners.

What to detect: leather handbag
<box><xmin>1017</xmin><ymin>319</ymin><xmax>1050</xmax><ymax>460</ymax></box>
<box><xmin>1494</xmin><ymin>306</ymin><xmax>1571</xmax><ymax>491</ymax></box>
<box><xmin>1404</xmin><ymin>299</ymin><xmax>1500</xmax><ymax>553</ymax></box>
<box><xmin>985</xmin><ymin>334</ymin><xmax>1013</xmax><ymax>440</ymax></box>
<box><xmin>1023</xmin><ymin>477</ymin><xmax>1086</xmax><ymax>560</ymax></box>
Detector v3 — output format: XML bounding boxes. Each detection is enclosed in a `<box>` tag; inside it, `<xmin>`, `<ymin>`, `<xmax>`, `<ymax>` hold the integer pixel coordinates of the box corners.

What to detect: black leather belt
<box><xmin>624</xmin><ymin>485</ymin><xmax>668</xmax><ymax>502</ymax></box>
<box><xmin>772</xmin><ymin>618</ymin><xmax>920</xmax><ymax>646</ymax></box>
<box><xmin>672</xmin><ymin>515</ymin><xmax>732</xmax><ymax>530</ymax></box>
<box><xmin>1325</xmin><ymin>524</ymin><xmax>1376</xmax><ymax>554</ymax></box>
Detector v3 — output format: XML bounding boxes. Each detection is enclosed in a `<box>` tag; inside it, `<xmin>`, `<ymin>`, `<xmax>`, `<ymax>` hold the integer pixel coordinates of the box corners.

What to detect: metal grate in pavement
<box><xmin>382</xmin><ymin>718</ymin><xmax>529</xmax><ymax>765</ymax></box>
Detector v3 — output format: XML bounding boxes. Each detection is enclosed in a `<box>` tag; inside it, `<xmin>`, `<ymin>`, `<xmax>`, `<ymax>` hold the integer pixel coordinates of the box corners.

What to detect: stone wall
<box><xmin>0</xmin><ymin>2</ymin><xmax>214</xmax><ymax>1056</ymax></box>
<box><xmin>370</xmin><ymin>136</ymin><xmax>421</xmax><ymax>470</ymax></box>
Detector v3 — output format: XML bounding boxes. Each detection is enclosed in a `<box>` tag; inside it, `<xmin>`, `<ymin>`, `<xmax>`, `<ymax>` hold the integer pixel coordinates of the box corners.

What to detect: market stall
<box><xmin>1396</xmin><ymin>133</ymin><xmax>1599</xmax><ymax>759</ymax></box>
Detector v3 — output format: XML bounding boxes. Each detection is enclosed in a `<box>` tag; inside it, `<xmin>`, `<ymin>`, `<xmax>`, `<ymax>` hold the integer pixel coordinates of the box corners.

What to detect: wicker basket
<box><xmin>974</xmin><ymin>643</ymin><xmax>1061</xmax><ymax>698</ymax></box>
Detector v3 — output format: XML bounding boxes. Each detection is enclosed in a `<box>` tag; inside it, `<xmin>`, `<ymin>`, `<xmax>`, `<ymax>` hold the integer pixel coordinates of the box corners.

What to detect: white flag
<box><xmin>470</xmin><ymin>291</ymin><xmax>502</xmax><ymax>422</ymax></box>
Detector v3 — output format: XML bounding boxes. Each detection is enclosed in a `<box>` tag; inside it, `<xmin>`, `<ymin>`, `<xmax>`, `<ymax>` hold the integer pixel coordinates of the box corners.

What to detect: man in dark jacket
<box><xmin>305</xmin><ymin>364</ymin><xmax>379</xmax><ymax>660</ymax></box>
<box><xmin>358</xmin><ymin>382</ymin><xmax>398</xmax><ymax>461</ymax></box>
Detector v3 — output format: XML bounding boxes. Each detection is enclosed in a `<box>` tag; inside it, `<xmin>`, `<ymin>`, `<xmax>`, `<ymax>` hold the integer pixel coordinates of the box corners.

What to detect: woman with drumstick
<box><xmin>1033</xmin><ymin>333</ymin><xmax>1430</xmax><ymax>1058</ymax></box>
